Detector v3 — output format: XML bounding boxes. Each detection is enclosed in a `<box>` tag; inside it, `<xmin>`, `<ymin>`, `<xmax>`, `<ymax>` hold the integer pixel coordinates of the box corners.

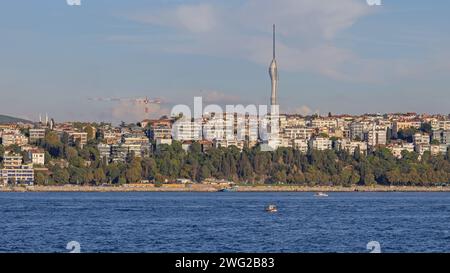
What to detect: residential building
<box><xmin>68</xmin><ymin>132</ymin><xmax>88</xmax><ymax>147</ymax></box>
<box><xmin>29</xmin><ymin>128</ymin><xmax>46</xmax><ymax>142</ymax></box>
<box><xmin>0</xmin><ymin>152</ymin><xmax>34</xmax><ymax>185</ymax></box>
<box><xmin>291</xmin><ymin>139</ymin><xmax>309</xmax><ymax>153</ymax></box>
<box><xmin>432</xmin><ymin>130</ymin><xmax>450</xmax><ymax>145</ymax></box>
<box><xmin>392</xmin><ymin>120</ymin><xmax>422</xmax><ymax>138</ymax></box>
<box><xmin>97</xmin><ymin>143</ymin><xmax>111</xmax><ymax>162</ymax></box>
<box><xmin>1</xmin><ymin>132</ymin><xmax>28</xmax><ymax>147</ymax></box>
<box><xmin>28</xmin><ymin>149</ymin><xmax>45</xmax><ymax>166</ymax></box>
<box><xmin>335</xmin><ymin>139</ymin><xmax>368</xmax><ymax>154</ymax></box>
<box><xmin>388</xmin><ymin>142</ymin><xmax>414</xmax><ymax>158</ymax></box>
<box><xmin>0</xmin><ymin>165</ymin><xmax>34</xmax><ymax>185</ymax></box>
<box><xmin>350</xmin><ymin>121</ymin><xmax>369</xmax><ymax>141</ymax></box>
<box><xmin>413</xmin><ymin>132</ymin><xmax>430</xmax><ymax>146</ymax></box>
<box><xmin>365</xmin><ymin>124</ymin><xmax>387</xmax><ymax>146</ymax></box>
<box><xmin>172</xmin><ymin>119</ymin><xmax>203</xmax><ymax>141</ymax></box>
<box><xmin>309</xmin><ymin>137</ymin><xmax>332</xmax><ymax>151</ymax></box>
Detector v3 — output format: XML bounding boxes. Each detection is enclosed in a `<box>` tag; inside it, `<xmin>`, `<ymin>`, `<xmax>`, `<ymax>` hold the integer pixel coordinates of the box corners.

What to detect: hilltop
<box><xmin>0</xmin><ymin>114</ymin><xmax>33</xmax><ymax>124</ymax></box>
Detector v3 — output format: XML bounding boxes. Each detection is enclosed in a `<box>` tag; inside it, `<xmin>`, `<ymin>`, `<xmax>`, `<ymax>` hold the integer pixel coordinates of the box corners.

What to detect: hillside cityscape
<box><xmin>1</xmin><ymin>23</ymin><xmax>450</xmax><ymax>188</ymax></box>
<box><xmin>1</xmin><ymin>111</ymin><xmax>450</xmax><ymax>187</ymax></box>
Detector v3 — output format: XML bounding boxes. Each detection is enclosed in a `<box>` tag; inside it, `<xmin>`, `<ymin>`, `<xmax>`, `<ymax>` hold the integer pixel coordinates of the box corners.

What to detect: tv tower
<box><xmin>269</xmin><ymin>24</ymin><xmax>278</xmax><ymax>106</ymax></box>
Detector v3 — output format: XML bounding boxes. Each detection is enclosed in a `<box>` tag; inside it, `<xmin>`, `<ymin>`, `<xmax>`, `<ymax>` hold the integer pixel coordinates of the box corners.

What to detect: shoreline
<box><xmin>1</xmin><ymin>184</ymin><xmax>450</xmax><ymax>192</ymax></box>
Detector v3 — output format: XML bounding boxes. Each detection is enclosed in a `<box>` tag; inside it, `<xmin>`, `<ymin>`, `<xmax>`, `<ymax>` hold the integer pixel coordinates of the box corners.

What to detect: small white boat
<box><xmin>265</xmin><ymin>204</ymin><xmax>278</xmax><ymax>213</ymax></box>
<box><xmin>314</xmin><ymin>192</ymin><xmax>329</xmax><ymax>197</ymax></box>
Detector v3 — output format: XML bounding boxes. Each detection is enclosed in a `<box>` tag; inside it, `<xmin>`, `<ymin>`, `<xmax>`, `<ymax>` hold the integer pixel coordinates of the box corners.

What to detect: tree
<box><xmin>35</xmin><ymin>172</ymin><xmax>48</xmax><ymax>185</ymax></box>
<box><xmin>397</xmin><ymin>127</ymin><xmax>419</xmax><ymax>142</ymax></box>
<box><xmin>199</xmin><ymin>165</ymin><xmax>211</xmax><ymax>181</ymax></box>
<box><xmin>52</xmin><ymin>167</ymin><xmax>70</xmax><ymax>184</ymax></box>
<box><xmin>419</xmin><ymin>123</ymin><xmax>432</xmax><ymax>134</ymax></box>
<box><xmin>353</xmin><ymin>146</ymin><xmax>361</xmax><ymax>161</ymax></box>
<box><xmin>125</xmin><ymin>157</ymin><xmax>142</xmax><ymax>183</ymax></box>
<box><xmin>431</xmin><ymin>139</ymin><xmax>441</xmax><ymax>145</ymax></box>
<box><xmin>0</xmin><ymin>144</ymin><xmax>4</xmax><ymax>161</ymax></box>
<box><xmin>93</xmin><ymin>168</ymin><xmax>106</xmax><ymax>185</ymax></box>
<box><xmin>7</xmin><ymin>144</ymin><xmax>22</xmax><ymax>154</ymax></box>
<box><xmin>84</xmin><ymin>125</ymin><xmax>95</xmax><ymax>140</ymax></box>
<box><xmin>238</xmin><ymin>152</ymin><xmax>253</xmax><ymax>181</ymax></box>
<box><xmin>42</xmin><ymin>131</ymin><xmax>64</xmax><ymax>158</ymax></box>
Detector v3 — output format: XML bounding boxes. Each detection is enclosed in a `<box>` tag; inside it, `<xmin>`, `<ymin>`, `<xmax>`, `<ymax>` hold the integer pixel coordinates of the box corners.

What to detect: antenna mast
<box><xmin>273</xmin><ymin>24</ymin><xmax>276</xmax><ymax>59</ymax></box>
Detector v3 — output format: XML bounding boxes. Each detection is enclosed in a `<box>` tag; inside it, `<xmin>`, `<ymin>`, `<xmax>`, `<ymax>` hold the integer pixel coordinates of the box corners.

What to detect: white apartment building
<box><xmin>292</xmin><ymin>139</ymin><xmax>309</xmax><ymax>153</ymax></box>
<box><xmin>285</xmin><ymin>116</ymin><xmax>306</xmax><ymax>127</ymax></box>
<box><xmin>150</xmin><ymin>127</ymin><xmax>172</xmax><ymax>140</ymax></box>
<box><xmin>68</xmin><ymin>132</ymin><xmax>88</xmax><ymax>147</ymax></box>
<box><xmin>392</xmin><ymin>120</ymin><xmax>422</xmax><ymax>137</ymax></box>
<box><xmin>283</xmin><ymin>126</ymin><xmax>314</xmax><ymax>140</ymax></box>
<box><xmin>335</xmin><ymin>139</ymin><xmax>368</xmax><ymax>154</ymax></box>
<box><xmin>416</xmin><ymin>144</ymin><xmax>448</xmax><ymax>156</ymax></box>
<box><xmin>430</xmin><ymin>144</ymin><xmax>448</xmax><ymax>156</ymax></box>
<box><xmin>0</xmin><ymin>153</ymin><xmax>34</xmax><ymax>185</ymax></box>
<box><xmin>97</xmin><ymin>143</ymin><xmax>111</xmax><ymax>162</ymax></box>
<box><xmin>29</xmin><ymin>149</ymin><xmax>45</xmax><ymax>166</ymax></box>
<box><xmin>213</xmin><ymin>138</ymin><xmax>244</xmax><ymax>150</ymax></box>
<box><xmin>431</xmin><ymin>120</ymin><xmax>450</xmax><ymax>131</ymax></box>
<box><xmin>122</xmin><ymin>134</ymin><xmax>150</xmax><ymax>145</ymax></box>
<box><xmin>172</xmin><ymin>119</ymin><xmax>203</xmax><ymax>141</ymax></box>
<box><xmin>29</xmin><ymin>128</ymin><xmax>46</xmax><ymax>142</ymax></box>
<box><xmin>309</xmin><ymin>137</ymin><xmax>332</xmax><ymax>151</ymax></box>
<box><xmin>156</xmin><ymin>138</ymin><xmax>173</xmax><ymax>147</ymax></box>
<box><xmin>413</xmin><ymin>133</ymin><xmax>430</xmax><ymax>146</ymax></box>
<box><xmin>366</xmin><ymin>124</ymin><xmax>387</xmax><ymax>146</ymax></box>
<box><xmin>388</xmin><ymin>143</ymin><xmax>414</xmax><ymax>158</ymax></box>
<box><xmin>3</xmin><ymin>153</ymin><xmax>23</xmax><ymax>168</ymax></box>
<box><xmin>235</xmin><ymin>114</ymin><xmax>259</xmax><ymax>142</ymax></box>
<box><xmin>311</xmin><ymin>118</ymin><xmax>338</xmax><ymax>129</ymax></box>
<box><xmin>203</xmin><ymin>115</ymin><xmax>234</xmax><ymax>141</ymax></box>
<box><xmin>350</xmin><ymin>121</ymin><xmax>369</xmax><ymax>140</ymax></box>
<box><xmin>1</xmin><ymin>133</ymin><xmax>28</xmax><ymax>147</ymax></box>
<box><xmin>432</xmin><ymin>130</ymin><xmax>450</xmax><ymax>145</ymax></box>
<box><xmin>101</xmin><ymin>131</ymin><xmax>122</xmax><ymax>144</ymax></box>
<box><xmin>0</xmin><ymin>165</ymin><xmax>34</xmax><ymax>185</ymax></box>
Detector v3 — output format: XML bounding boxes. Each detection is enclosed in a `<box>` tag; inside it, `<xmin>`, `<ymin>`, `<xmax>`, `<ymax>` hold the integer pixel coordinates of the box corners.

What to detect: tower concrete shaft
<box><xmin>269</xmin><ymin>24</ymin><xmax>278</xmax><ymax>106</ymax></box>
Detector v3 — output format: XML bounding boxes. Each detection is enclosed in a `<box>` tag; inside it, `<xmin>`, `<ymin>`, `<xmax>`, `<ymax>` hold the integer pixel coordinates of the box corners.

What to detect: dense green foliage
<box><xmin>25</xmin><ymin>132</ymin><xmax>450</xmax><ymax>186</ymax></box>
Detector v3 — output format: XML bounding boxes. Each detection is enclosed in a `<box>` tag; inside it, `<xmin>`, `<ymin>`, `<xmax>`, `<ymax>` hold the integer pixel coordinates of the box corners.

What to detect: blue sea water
<box><xmin>0</xmin><ymin>192</ymin><xmax>449</xmax><ymax>253</ymax></box>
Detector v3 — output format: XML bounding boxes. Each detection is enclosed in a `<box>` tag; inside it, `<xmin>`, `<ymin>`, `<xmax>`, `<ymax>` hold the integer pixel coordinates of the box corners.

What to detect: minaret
<box><xmin>269</xmin><ymin>24</ymin><xmax>278</xmax><ymax>106</ymax></box>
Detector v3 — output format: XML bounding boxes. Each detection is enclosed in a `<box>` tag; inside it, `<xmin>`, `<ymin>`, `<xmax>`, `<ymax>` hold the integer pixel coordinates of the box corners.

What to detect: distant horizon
<box><xmin>2</xmin><ymin>111</ymin><xmax>450</xmax><ymax>126</ymax></box>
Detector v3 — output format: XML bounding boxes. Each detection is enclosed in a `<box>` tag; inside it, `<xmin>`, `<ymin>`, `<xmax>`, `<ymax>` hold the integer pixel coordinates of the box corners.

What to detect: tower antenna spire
<box><xmin>273</xmin><ymin>24</ymin><xmax>276</xmax><ymax>59</ymax></box>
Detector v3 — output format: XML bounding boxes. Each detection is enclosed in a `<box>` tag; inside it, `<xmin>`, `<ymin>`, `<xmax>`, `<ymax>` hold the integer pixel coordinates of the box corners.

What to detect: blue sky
<box><xmin>0</xmin><ymin>0</ymin><xmax>449</xmax><ymax>123</ymax></box>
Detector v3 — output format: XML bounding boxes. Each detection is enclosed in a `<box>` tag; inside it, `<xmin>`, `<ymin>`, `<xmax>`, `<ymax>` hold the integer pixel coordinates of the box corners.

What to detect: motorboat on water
<box><xmin>265</xmin><ymin>204</ymin><xmax>278</xmax><ymax>213</ymax></box>
<box><xmin>314</xmin><ymin>192</ymin><xmax>329</xmax><ymax>197</ymax></box>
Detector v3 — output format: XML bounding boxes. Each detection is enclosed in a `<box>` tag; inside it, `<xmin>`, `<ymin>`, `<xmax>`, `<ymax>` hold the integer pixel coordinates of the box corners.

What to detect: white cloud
<box><xmin>292</xmin><ymin>105</ymin><xmax>314</xmax><ymax>116</ymax></box>
<box><xmin>129</xmin><ymin>3</ymin><xmax>217</xmax><ymax>33</ymax></box>
<box><xmin>122</xmin><ymin>0</ymin><xmax>448</xmax><ymax>84</ymax></box>
<box><xmin>123</xmin><ymin>0</ymin><xmax>378</xmax><ymax>82</ymax></box>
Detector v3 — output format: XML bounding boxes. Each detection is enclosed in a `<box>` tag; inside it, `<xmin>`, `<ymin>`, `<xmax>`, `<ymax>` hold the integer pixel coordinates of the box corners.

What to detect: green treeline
<box><xmin>19</xmin><ymin>131</ymin><xmax>450</xmax><ymax>186</ymax></box>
